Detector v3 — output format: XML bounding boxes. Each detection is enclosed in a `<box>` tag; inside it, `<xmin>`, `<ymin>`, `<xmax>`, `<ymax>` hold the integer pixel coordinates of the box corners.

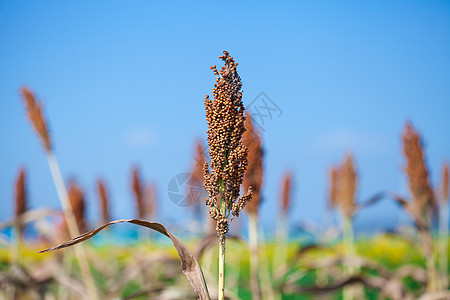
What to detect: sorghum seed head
<box><xmin>97</xmin><ymin>179</ymin><xmax>110</xmax><ymax>224</ymax></box>
<box><xmin>442</xmin><ymin>162</ymin><xmax>449</xmax><ymax>204</ymax></box>
<box><xmin>21</xmin><ymin>87</ymin><xmax>52</xmax><ymax>152</ymax></box>
<box><xmin>281</xmin><ymin>172</ymin><xmax>292</xmax><ymax>215</ymax></box>
<box><xmin>203</xmin><ymin>51</ymin><xmax>251</xmax><ymax>235</ymax></box>
<box><xmin>243</xmin><ymin>112</ymin><xmax>263</xmax><ymax>214</ymax></box>
<box><xmin>336</xmin><ymin>153</ymin><xmax>357</xmax><ymax>218</ymax></box>
<box><xmin>402</xmin><ymin>122</ymin><xmax>434</xmax><ymax>212</ymax></box>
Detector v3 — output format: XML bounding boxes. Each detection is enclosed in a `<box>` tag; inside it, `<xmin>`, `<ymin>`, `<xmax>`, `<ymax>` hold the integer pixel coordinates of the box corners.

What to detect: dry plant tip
<box><xmin>21</xmin><ymin>87</ymin><xmax>52</xmax><ymax>152</ymax></box>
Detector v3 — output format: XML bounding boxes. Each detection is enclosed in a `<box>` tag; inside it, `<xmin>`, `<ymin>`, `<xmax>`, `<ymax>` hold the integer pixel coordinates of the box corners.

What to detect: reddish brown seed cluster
<box><xmin>243</xmin><ymin>112</ymin><xmax>263</xmax><ymax>214</ymax></box>
<box><xmin>131</xmin><ymin>167</ymin><xmax>156</xmax><ymax>219</ymax></box>
<box><xmin>144</xmin><ymin>183</ymin><xmax>157</xmax><ymax>219</ymax></box>
<box><xmin>330</xmin><ymin>153</ymin><xmax>358</xmax><ymax>218</ymax></box>
<box><xmin>67</xmin><ymin>180</ymin><xmax>87</xmax><ymax>233</ymax></box>
<box><xmin>442</xmin><ymin>162</ymin><xmax>449</xmax><ymax>204</ymax></box>
<box><xmin>189</xmin><ymin>140</ymin><xmax>207</xmax><ymax>205</ymax></box>
<box><xmin>328</xmin><ymin>167</ymin><xmax>338</xmax><ymax>209</ymax></box>
<box><xmin>402</xmin><ymin>122</ymin><xmax>434</xmax><ymax>212</ymax></box>
<box><xmin>192</xmin><ymin>140</ymin><xmax>207</xmax><ymax>181</ymax></box>
<box><xmin>203</xmin><ymin>51</ymin><xmax>252</xmax><ymax>236</ymax></box>
<box><xmin>131</xmin><ymin>167</ymin><xmax>145</xmax><ymax>219</ymax></box>
<box><xmin>97</xmin><ymin>179</ymin><xmax>111</xmax><ymax>224</ymax></box>
<box><xmin>281</xmin><ymin>172</ymin><xmax>292</xmax><ymax>215</ymax></box>
<box><xmin>21</xmin><ymin>87</ymin><xmax>52</xmax><ymax>152</ymax></box>
<box><xmin>14</xmin><ymin>168</ymin><xmax>28</xmax><ymax>236</ymax></box>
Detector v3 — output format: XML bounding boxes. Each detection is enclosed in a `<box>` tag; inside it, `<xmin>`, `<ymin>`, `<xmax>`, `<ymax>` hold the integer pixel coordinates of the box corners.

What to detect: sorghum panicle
<box><xmin>402</xmin><ymin>122</ymin><xmax>434</xmax><ymax>212</ymax></box>
<box><xmin>68</xmin><ymin>180</ymin><xmax>87</xmax><ymax>233</ymax></box>
<box><xmin>131</xmin><ymin>167</ymin><xmax>145</xmax><ymax>219</ymax></box>
<box><xmin>243</xmin><ymin>112</ymin><xmax>263</xmax><ymax>214</ymax></box>
<box><xmin>97</xmin><ymin>179</ymin><xmax>111</xmax><ymax>224</ymax></box>
<box><xmin>328</xmin><ymin>166</ymin><xmax>338</xmax><ymax>209</ymax></box>
<box><xmin>281</xmin><ymin>172</ymin><xmax>292</xmax><ymax>215</ymax></box>
<box><xmin>441</xmin><ymin>162</ymin><xmax>449</xmax><ymax>204</ymax></box>
<box><xmin>334</xmin><ymin>153</ymin><xmax>357</xmax><ymax>218</ymax></box>
<box><xmin>203</xmin><ymin>51</ymin><xmax>252</xmax><ymax>236</ymax></box>
<box><xmin>21</xmin><ymin>87</ymin><xmax>52</xmax><ymax>152</ymax></box>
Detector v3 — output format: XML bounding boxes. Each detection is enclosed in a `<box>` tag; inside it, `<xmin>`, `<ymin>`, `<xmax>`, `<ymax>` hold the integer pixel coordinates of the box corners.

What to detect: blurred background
<box><xmin>1</xmin><ymin>0</ymin><xmax>449</xmax><ymax>236</ymax></box>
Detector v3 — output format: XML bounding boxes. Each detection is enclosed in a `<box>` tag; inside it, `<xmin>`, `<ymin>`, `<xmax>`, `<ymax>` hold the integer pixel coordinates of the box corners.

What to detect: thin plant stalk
<box><xmin>273</xmin><ymin>214</ymin><xmax>288</xmax><ymax>280</ymax></box>
<box><xmin>439</xmin><ymin>202</ymin><xmax>449</xmax><ymax>290</ymax></box>
<box><xmin>273</xmin><ymin>172</ymin><xmax>292</xmax><ymax>282</ymax></box>
<box><xmin>258</xmin><ymin>224</ymin><xmax>275</xmax><ymax>300</ymax></box>
<box><xmin>13</xmin><ymin>224</ymin><xmax>21</xmax><ymax>264</ymax></box>
<box><xmin>343</xmin><ymin>216</ymin><xmax>355</xmax><ymax>269</ymax></box>
<box><xmin>59</xmin><ymin>254</ymin><xmax>75</xmax><ymax>300</ymax></box>
<box><xmin>418</xmin><ymin>226</ymin><xmax>440</xmax><ymax>291</ymax></box>
<box><xmin>439</xmin><ymin>163</ymin><xmax>449</xmax><ymax>290</ymax></box>
<box><xmin>10</xmin><ymin>221</ymin><xmax>21</xmax><ymax>299</ymax></box>
<box><xmin>218</xmin><ymin>236</ymin><xmax>226</xmax><ymax>300</ymax></box>
<box><xmin>342</xmin><ymin>215</ymin><xmax>355</xmax><ymax>300</ymax></box>
<box><xmin>218</xmin><ymin>193</ymin><xmax>227</xmax><ymax>300</ymax></box>
<box><xmin>248</xmin><ymin>212</ymin><xmax>261</xmax><ymax>300</ymax></box>
<box><xmin>47</xmin><ymin>152</ymin><xmax>98</xmax><ymax>300</ymax></box>
<box><xmin>11</xmin><ymin>219</ymin><xmax>23</xmax><ymax>269</ymax></box>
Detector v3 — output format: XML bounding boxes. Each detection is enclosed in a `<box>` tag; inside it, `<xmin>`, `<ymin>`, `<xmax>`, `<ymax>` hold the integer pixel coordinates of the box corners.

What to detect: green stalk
<box><xmin>258</xmin><ymin>222</ymin><xmax>275</xmax><ymax>300</ymax></box>
<box><xmin>249</xmin><ymin>212</ymin><xmax>261</xmax><ymax>300</ymax></box>
<box><xmin>12</xmin><ymin>220</ymin><xmax>21</xmax><ymax>265</ymax></box>
<box><xmin>218</xmin><ymin>235</ymin><xmax>226</xmax><ymax>300</ymax></box>
<box><xmin>342</xmin><ymin>216</ymin><xmax>355</xmax><ymax>300</ymax></box>
<box><xmin>419</xmin><ymin>226</ymin><xmax>440</xmax><ymax>292</ymax></box>
<box><xmin>273</xmin><ymin>214</ymin><xmax>288</xmax><ymax>280</ymax></box>
<box><xmin>343</xmin><ymin>216</ymin><xmax>355</xmax><ymax>267</ymax></box>
<box><xmin>439</xmin><ymin>203</ymin><xmax>449</xmax><ymax>290</ymax></box>
<box><xmin>10</xmin><ymin>220</ymin><xmax>21</xmax><ymax>299</ymax></box>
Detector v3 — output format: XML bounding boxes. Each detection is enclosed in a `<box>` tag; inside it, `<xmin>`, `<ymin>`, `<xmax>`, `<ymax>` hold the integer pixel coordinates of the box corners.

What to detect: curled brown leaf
<box><xmin>39</xmin><ymin>219</ymin><xmax>211</xmax><ymax>300</ymax></box>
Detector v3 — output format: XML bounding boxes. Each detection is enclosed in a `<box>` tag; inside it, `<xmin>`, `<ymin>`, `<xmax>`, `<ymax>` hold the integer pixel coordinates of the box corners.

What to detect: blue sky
<box><xmin>1</xmin><ymin>1</ymin><xmax>449</xmax><ymax>235</ymax></box>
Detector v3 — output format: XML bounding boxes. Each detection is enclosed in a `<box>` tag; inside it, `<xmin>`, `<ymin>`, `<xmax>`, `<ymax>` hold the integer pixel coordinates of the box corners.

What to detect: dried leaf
<box><xmin>39</xmin><ymin>219</ymin><xmax>211</xmax><ymax>300</ymax></box>
<box><xmin>0</xmin><ymin>208</ymin><xmax>61</xmax><ymax>230</ymax></box>
<box><xmin>357</xmin><ymin>192</ymin><xmax>387</xmax><ymax>209</ymax></box>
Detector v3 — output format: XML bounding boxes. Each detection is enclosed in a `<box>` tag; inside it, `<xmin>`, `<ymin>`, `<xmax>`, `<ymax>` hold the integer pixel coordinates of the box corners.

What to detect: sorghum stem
<box><xmin>343</xmin><ymin>216</ymin><xmax>354</xmax><ymax>300</ymax></box>
<box><xmin>273</xmin><ymin>214</ymin><xmax>288</xmax><ymax>279</ymax></box>
<box><xmin>419</xmin><ymin>227</ymin><xmax>440</xmax><ymax>292</ymax></box>
<box><xmin>439</xmin><ymin>203</ymin><xmax>448</xmax><ymax>290</ymax></box>
<box><xmin>249</xmin><ymin>212</ymin><xmax>261</xmax><ymax>300</ymax></box>
<box><xmin>218</xmin><ymin>235</ymin><xmax>226</xmax><ymax>300</ymax></box>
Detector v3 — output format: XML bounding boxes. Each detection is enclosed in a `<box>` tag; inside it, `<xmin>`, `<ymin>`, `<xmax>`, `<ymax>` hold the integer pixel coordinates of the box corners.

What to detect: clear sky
<box><xmin>1</xmin><ymin>1</ymin><xmax>449</xmax><ymax>235</ymax></box>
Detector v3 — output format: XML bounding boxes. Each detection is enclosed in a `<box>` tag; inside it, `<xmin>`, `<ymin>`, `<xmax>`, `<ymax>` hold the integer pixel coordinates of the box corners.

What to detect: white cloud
<box><xmin>308</xmin><ymin>129</ymin><xmax>389</xmax><ymax>155</ymax></box>
<box><xmin>123</xmin><ymin>127</ymin><xmax>156</xmax><ymax>149</ymax></box>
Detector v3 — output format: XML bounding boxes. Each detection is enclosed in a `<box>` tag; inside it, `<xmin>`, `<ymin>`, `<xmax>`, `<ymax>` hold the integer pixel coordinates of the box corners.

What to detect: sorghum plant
<box><xmin>203</xmin><ymin>51</ymin><xmax>252</xmax><ymax>300</ymax></box>
<box><xmin>243</xmin><ymin>112</ymin><xmax>263</xmax><ymax>300</ymax></box>
<box><xmin>438</xmin><ymin>162</ymin><xmax>449</xmax><ymax>289</ymax></box>
<box><xmin>273</xmin><ymin>172</ymin><xmax>292</xmax><ymax>274</ymax></box>
<box><xmin>331</xmin><ymin>153</ymin><xmax>358</xmax><ymax>300</ymax></box>
<box><xmin>401</xmin><ymin>122</ymin><xmax>439</xmax><ymax>291</ymax></box>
